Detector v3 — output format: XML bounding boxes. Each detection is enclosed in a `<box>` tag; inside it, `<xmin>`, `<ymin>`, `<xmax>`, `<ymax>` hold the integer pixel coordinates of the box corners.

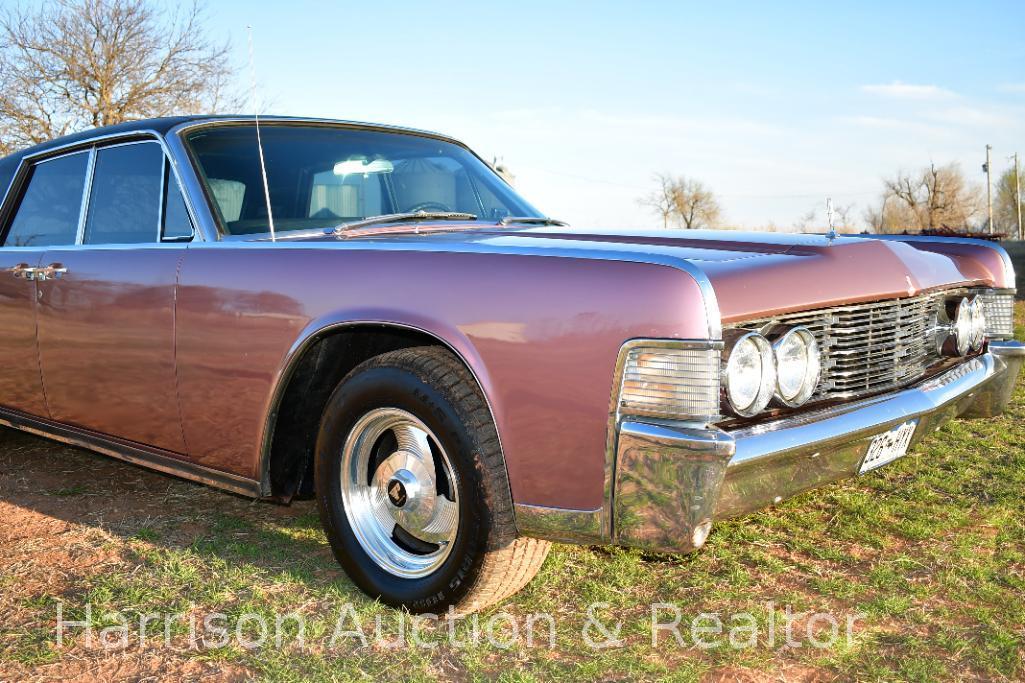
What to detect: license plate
<box><xmin>859</xmin><ymin>420</ymin><xmax>918</xmax><ymax>473</ymax></box>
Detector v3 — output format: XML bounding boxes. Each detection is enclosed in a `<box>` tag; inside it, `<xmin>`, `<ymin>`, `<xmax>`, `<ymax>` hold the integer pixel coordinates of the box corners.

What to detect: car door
<box><xmin>0</xmin><ymin>150</ymin><xmax>92</xmax><ymax>418</ymax></box>
<box><xmin>35</xmin><ymin>139</ymin><xmax>195</xmax><ymax>453</ymax></box>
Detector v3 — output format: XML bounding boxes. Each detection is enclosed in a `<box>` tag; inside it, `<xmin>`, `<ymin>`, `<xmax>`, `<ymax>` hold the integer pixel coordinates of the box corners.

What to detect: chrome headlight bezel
<box><xmin>947</xmin><ymin>296</ymin><xmax>986</xmax><ymax>356</ymax></box>
<box><xmin>772</xmin><ymin>326</ymin><xmax>821</xmax><ymax>407</ymax></box>
<box><xmin>968</xmin><ymin>296</ymin><xmax>987</xmax><ymax>351</ymax></box>
<box><xmin>723</xmin><ymin>332</ymin><xmax>776</xmax><ymax>417</ymax></box>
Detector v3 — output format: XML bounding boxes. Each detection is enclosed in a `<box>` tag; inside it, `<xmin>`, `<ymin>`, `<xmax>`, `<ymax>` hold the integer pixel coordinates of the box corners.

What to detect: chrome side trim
<box><xmin>0</xmin><ymin>405</ymin><xmax>260</xmax><ymax>497</ymax></box>
<box><xmin>513</xmin><ymin>504</ymin><xmax>603</xmax><ymax>544</ymax></box>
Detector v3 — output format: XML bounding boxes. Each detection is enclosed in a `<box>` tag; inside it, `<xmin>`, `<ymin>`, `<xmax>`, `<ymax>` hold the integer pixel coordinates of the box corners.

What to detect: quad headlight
<box><xmin>947</xmin><ymin>296</ymin><xmax>986</xmax><ymax>356</ymax></box>
<box><xmin>772</xmin><ymin>327</ymin><xmax>821</xmax><ymax>407</ymax></box>
<box><xmin>969</xmin><ymin>297</ymin><xmax>987</xmax><ymax>351</ymax></box>
<box><xmin>723</xmin><ymin>326</ymin><xmax>821</xmax><ymax>417</ymax></box>
<box><xmin>723</xmin><ymin>332</ymin><xmax>776</xmax><ymax>417</ymax></box>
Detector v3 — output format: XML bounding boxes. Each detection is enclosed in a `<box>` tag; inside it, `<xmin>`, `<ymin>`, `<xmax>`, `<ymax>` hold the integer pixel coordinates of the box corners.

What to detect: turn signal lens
<box><xmin>619</xmin><ymin>345</ymin><xmax>721</xmax><ymax>422</ymax></box>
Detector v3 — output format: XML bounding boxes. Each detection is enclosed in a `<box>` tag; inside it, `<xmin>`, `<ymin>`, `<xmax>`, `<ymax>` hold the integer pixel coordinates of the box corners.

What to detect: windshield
<box><xmin>184</xmin><ymin>124</ymin><xmax>543</xmax><ymax>236</ymax></box>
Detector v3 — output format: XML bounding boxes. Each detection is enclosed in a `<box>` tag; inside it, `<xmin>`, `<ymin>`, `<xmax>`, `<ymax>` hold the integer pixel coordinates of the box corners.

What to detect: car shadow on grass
<box><xmin>0</xmin><ymin>424</ymin><xmax>372</xmax><ymax>605</ymax></box>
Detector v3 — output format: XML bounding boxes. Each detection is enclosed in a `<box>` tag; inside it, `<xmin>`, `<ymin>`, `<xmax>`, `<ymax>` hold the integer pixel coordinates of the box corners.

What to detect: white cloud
<box><xmin>927</xmin><ymin>106</ymin><xmax>1011</xmax><ymax>127</ymax></box>
<box><xmin>845</xmin><ymin>115</ymin><xmax>910</xmax><ymax>128</ymax></box>
<box><xmin>860</xmin><ymin>81</ymin><xmax>956</xmax><ymax>99</ymax></box>
<box><xmin>840</xmin><ymin>115</ymin><xmax>950</xmax><ymax>137</ymax></box>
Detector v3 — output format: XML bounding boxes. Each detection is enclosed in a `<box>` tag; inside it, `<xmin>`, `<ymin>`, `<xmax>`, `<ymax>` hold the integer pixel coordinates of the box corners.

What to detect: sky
<box><xmin>193</xmin><ymin>1</ymin><xmax>1024</xmax><ymax>230</ymax></box>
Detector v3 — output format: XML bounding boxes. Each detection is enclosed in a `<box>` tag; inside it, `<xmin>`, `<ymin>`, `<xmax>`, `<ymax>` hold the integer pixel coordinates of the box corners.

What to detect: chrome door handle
<box><xmin>38</xmin><ymin>264</ymin><xmax>68</xmax><ymax>281</ymax></box>
<box><xmin>9</xmin><ymin>263</ymin><xmax>37</xmax><ymax>280</ymax></box>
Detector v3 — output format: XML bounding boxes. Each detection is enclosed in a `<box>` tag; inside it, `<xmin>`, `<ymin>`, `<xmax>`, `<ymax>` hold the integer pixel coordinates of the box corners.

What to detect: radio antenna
<box><xmin>247</xmin><ymin>25</ymin><xmax>276</xmax><ymax>242</ymax></box>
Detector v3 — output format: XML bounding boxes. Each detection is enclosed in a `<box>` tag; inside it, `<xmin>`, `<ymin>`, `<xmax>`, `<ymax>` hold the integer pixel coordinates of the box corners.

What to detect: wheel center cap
<box><xmin>387</xmin><ymin>478</ymin><xmax>408</xmax><ymax>507</ymax></box>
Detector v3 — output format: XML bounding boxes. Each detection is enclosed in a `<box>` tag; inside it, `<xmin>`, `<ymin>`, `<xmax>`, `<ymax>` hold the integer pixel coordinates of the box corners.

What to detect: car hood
<box><xmin>276</xmin><ymin>225</ymin><xmax>1004</xmax><ymax>324</ymax></box>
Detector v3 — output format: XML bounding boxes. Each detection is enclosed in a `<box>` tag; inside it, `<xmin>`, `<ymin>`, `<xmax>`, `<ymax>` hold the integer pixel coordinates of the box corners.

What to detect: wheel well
<box><xmin>265</xmin><ymin>325</ymin><xmax>449</xmax><ymax>501</ymax></box>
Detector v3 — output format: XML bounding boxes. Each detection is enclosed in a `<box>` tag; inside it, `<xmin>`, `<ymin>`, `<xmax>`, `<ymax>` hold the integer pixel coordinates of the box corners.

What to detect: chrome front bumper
<box><xmin>611</xmin><ymin>341</ymin><xmax>1025</xmax><ymax>554</ymax></box>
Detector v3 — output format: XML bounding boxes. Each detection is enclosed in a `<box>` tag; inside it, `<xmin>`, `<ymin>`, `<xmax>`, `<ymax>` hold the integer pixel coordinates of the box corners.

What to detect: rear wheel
<box><xmin>315</xmin><ymin>346</ymin><xmax>549</xmax><ymax>614</ymax></box>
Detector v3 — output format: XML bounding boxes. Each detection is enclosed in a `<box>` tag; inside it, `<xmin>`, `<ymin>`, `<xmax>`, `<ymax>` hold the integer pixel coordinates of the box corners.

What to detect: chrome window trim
<box><xmin>74</xmin><ymin>147</ymin><xmax>97</xmax><ymax>245</ymax></box>
<box><xmin>166</xmin><ymin>117</ymin><xmax>529</xmax><ymax>244</ymax></box>
<box><xmin>0</xmin><ymin>129</ymin><xmax>202</xmax><ymax>248</ymax></box>
<box><xmin>157</xmin><ymin>153</ymin><xmax>167</xmax><ymax>242</ymax></box>
<box><xmin>3</xmin><ymin>146</ymin><xmax>92</xmax><ymax>248</ymax></box>
<box><xmin>80</xmin><ymin>139</ymin><xmax>178</xmax><ymax>247</ymax></box>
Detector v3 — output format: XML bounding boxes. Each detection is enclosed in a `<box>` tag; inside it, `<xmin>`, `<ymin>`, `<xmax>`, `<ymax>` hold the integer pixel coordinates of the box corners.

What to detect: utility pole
<box><xmin>984</xmin><ymin>144</ymin><xmax>993</xmax><ymax>234</ymax></box>
<box><xmin>1016</xmin><ymin>152</ymin><xmax>1023</xmax><ymax>241</ymax></box>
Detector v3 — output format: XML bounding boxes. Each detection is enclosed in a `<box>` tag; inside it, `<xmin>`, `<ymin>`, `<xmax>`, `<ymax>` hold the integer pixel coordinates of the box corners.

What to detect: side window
<box><xmin>83</xmin><ymin>142</ymin><xmax>163</xmax><ymax>245</ymax></box>
<box><xmin>3</xmin><ymin>152</ymin><xmax>89</xmax><ymax>247</ymax></box>
<box><xmin>162</xmin><ymin>163</ymin><xmax>194</xmax><ymax>241</ymax></box>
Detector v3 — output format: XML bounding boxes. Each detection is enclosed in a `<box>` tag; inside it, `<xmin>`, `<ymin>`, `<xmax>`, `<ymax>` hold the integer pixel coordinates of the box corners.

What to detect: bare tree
<box><xmin>673</xmin><ymin>176</ymin><xmax>722</xmax><ymax>229</ymax></box>
<box><xmin>832</xmin><ymin>202</ymin><xmax>855</xmax><ymax>230</ymax></box>
<box><xmin>637</xmin><ymin>173</ymin><xmax>677</xmax><ymax>229</ymax></box>
<box><xmin>863</xmin><ymin>194</ymin><xmax>918</xmax><ymax>234</ymax></box>
<box><xmin>792</xmin><ymin>208</ymin><xmax>817</xmax><ymax>232</ymax></box>
<box><xmin>638</xmin><ymin>173</ymin><xmax>722</xmax><ymax>229</ymax></box>
<box><xmin>994</xmin><ymin>166</ymin><xmax>1022</xmax><ymax>234</ymax></box>
<box><xmin>0</xmin><ymin>0</ymin><xmax>239</xmax><ymax>155</ymax></box>
<box><xmin>872</xmin><ymin>162</ymin><xmax>983</xmax><ymax>232</ymax></box>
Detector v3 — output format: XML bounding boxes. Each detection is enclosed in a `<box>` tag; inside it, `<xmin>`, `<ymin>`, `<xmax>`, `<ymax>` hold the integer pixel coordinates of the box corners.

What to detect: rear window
<box><xmin>3</xmin><ymin>152</ymin><xmax>89</xmax><ymax>247</ymax></box>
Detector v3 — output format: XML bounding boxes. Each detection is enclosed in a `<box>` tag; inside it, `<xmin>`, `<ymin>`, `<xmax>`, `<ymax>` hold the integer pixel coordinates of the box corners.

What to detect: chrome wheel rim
<box><xmin>340</xmin><ymin>407</ymin><xmax>459</xmax><ymax>578</ymax></box>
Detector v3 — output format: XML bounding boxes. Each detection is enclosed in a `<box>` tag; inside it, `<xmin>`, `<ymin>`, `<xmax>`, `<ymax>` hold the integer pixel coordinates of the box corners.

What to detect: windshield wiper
<box><xmin>330</xmin><ymin>211</ymin><xmax>478</xmax><ymax>235</ymax></box>
<box><xmin>498</xmin><ymin>216</ymin><xmax>569</xmax><ymax>227</ymax></box>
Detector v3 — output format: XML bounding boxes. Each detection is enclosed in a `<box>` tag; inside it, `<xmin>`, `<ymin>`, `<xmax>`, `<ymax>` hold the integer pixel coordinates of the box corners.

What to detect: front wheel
<box><xmin>315</xmin><ymin>346</ymin><xmax>549</xmax><ymax>614</ymax></box>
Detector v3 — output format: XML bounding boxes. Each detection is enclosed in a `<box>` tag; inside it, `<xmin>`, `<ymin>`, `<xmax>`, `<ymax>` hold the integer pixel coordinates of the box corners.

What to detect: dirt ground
<box><xmin>0</xmin><ymin>426</ymin><xmax>285</xmax><ymax>682</ymax></box>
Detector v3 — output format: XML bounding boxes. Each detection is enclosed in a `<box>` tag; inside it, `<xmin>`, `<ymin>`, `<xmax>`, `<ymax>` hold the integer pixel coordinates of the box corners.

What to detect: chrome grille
<box><xmin>731</xmin><ymin>292</ymin><xmax>947</xmax><ymax>401</ymax></box>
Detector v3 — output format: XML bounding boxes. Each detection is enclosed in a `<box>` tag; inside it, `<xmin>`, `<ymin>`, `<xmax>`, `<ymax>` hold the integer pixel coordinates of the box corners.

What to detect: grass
<box><xmin>1</xmin><ymin>304</ymin><xmax>1024</xmax><ymax>681</ymax></box>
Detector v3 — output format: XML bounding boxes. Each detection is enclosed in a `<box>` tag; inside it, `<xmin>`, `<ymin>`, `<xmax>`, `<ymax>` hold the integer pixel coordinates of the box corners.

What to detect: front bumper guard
<box><xmin>611</xmin><ymin>341</ymin><xmax>1025</xmax><ymax>554</ymax></box>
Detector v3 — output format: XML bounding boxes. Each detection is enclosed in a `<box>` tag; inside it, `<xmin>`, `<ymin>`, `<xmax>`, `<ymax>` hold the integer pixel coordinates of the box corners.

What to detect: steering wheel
<box><xmin>404</xmin><ymin>201</ymin><xmax>453</xmax><ymax>214</ymax></box>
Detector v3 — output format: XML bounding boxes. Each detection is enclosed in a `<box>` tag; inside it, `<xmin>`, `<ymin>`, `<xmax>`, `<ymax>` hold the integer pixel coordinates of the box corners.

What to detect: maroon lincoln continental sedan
<box><xmin>0</xmin><ymin>116</ymin><xmax>1021</xmax><ymax>613</ymax></box>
